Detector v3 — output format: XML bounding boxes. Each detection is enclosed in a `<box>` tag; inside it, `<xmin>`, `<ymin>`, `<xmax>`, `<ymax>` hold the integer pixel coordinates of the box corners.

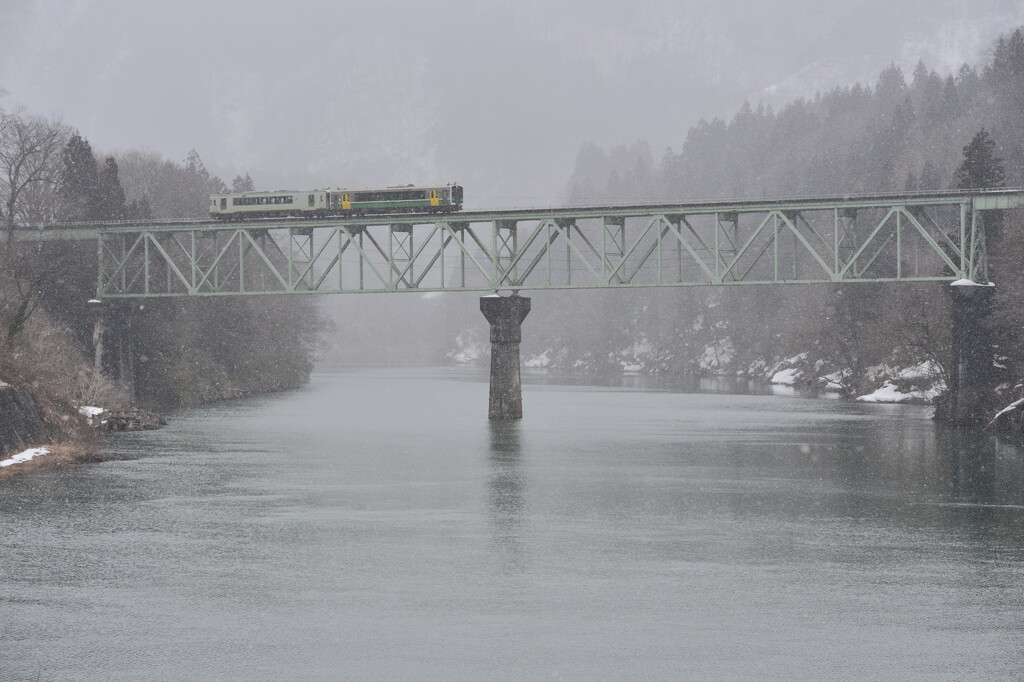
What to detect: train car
<box><xmin>209</xmin><ymin>190</ymin><xmax>327</xmax><ymax>219</ymax></box>
<box><xmin>210</xmin><ymin>184</ymin><xmax>463</xmax><ymax>219</ymax></box>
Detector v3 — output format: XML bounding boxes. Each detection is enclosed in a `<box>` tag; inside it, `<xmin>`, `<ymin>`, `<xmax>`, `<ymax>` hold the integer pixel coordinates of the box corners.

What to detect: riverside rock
<box><xmin>104</xmin><ymin>408</ymin><xmax>167</xmax><ymax>432</ymax></box>
<box><xmin>0</xmin><ymin>385</ymin><xmax>49</xmax><ymax>457</ymax></box>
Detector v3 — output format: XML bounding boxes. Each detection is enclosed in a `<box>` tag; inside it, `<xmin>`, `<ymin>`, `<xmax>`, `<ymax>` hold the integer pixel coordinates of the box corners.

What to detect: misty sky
<box><xmin>2</xmin><ymin>0</ymin><xmax>1022</xmax><ymax>207</ymax></box>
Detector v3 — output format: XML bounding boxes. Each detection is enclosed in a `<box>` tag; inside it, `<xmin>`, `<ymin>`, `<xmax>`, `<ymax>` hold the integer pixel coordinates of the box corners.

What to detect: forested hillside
<box><xmin>519</xmin><ymin>28</ymin><xmax>1024</xmax><ymax>415</ymax></box>
<box><xmin>0</xmin><ymin>116</ymin><xmax>322</xmax><ymax>418</ymax></box>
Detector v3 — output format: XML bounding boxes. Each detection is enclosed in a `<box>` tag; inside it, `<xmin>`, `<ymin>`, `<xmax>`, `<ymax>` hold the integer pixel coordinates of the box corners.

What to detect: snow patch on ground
<box><xmin>856</xmin><ymin>380</ymin><xmax>945</xmax><ymax>404</ymax></box>
<box><xmin>898</xmin><ymin>360</ymin><xmax>942</xmax><ymax>380</ymax></box>
<box><xmin>0</xmin><ymin>447</ymin><xmax>50</xmax><ymax>468</ymax></box>
<box><xmin>78</xmin><ymin>405</ymin><xmax>108</xmax><ymax>426</ymax></box>
<box><xmin>771</xmin><ymin>367</ymin><xmax>802</xmax><ymax>386</ymax></box>
<box><xmin>617</xmin><ymin>338</ymin><xmax>654</xmax><ymax>374</ymax></box>
<box><xmin>524</xmin><ymin>349</ymin><xmax>553</xmax><ymax>369</ymax></box>
<box><xmin>448</xmin><ymin>332</ymin><xmax>485</xmax><ymax>364</ymax></box>
<box><xmin>819</xmin><ymin>371</ymin><xmax>847</xmax><ymax>391</ymax></box>
<box><xmin>767</xmin><ymin>352</ymin><xmax>809</xmax><ymax>385</ymax></box>
<box><xmin>855</xmin><ymin>360</ymin><xmax>946</xmax><ymax>403</ymax></box>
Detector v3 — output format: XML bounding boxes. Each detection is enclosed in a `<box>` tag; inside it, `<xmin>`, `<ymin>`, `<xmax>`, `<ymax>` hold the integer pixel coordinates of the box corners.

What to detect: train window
<box><xmin>220</xmin><ymin>198</ymin><xmax>227</xmax><ymax>209</ymax></box>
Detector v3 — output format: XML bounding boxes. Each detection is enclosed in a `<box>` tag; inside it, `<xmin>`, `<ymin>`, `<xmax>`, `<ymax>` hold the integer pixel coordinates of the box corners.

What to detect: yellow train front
<box><xmin>210</xmin><ymin>184</ymin><xmax>463</xmax><ymax>219</ymax></box>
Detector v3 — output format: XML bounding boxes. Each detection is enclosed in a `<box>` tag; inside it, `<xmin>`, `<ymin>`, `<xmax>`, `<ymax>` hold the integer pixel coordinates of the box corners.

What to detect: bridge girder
<box><xmin>12</xmin><ymin>190</ymin><xmax>1023</xmax><ymax>298</ymax></box>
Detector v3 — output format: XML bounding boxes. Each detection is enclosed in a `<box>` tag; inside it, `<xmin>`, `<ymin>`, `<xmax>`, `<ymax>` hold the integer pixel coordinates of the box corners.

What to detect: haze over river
<box><xmin>3</xmin><ymin>368</ymin><xmax>1024</xmax><ymax>680</ymax></box>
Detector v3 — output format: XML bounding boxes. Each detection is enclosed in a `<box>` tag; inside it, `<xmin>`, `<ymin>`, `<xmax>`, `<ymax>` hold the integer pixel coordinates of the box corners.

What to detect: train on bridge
<box><xmin>210</xmin><ymin>183</ymin><xmax>464</xmax><ymax>220</ymax></box>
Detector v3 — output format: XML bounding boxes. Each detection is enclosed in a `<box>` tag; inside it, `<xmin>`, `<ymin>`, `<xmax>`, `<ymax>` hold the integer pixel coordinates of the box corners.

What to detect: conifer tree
<box><xmin>59</xmin><ymin>133</ymin><xmax>100</xmax><ymax>221</ymax></box>
<box><xmin>231</xmin><ymin>173</ymin><xmax>255</xmax><ymax>192</ymax></box>
<box><xmin>96</xmin><ymin>156</ymin><xmax>127</xmax><ymax>220</ymax></box>
<box><xmin>954</xmin><ymin>129</ymin><xmax>1005</xmax><ymax>190</ymax></box>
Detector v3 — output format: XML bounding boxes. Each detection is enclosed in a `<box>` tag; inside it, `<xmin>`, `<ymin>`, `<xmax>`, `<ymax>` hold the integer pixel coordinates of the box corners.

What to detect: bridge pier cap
<box><xmin>950</xmin><ymin>278</ymin><xmax>995</xmax><ymax>291</ymax></box>
<box><xmin>480</xmin><ymin>294</ymin><xmax>531</xmax><ymax>343</ymax></box>
<box><xmin>480</xmin><ymin>294</ymin><xmax>531</xmax><ymax>420</ymax></box>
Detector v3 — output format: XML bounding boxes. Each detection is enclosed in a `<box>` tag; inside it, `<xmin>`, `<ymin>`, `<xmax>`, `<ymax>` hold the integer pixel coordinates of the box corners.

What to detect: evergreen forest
<box><xmin>501</xmin><ymin>27</ymin><xmax>1024</xmax><ymax>424</ymax></box>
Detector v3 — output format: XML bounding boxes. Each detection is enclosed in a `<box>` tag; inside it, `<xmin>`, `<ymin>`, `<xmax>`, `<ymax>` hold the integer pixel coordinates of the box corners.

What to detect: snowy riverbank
<box><xmin>0</xmin><ymin>447</ymin><xmax>50</xmax><ymax>468</ymax></box>
<box><xmin>449</xmin><ymin>332</ymin><xmax>948</xmax><ymax>405</ymax></box>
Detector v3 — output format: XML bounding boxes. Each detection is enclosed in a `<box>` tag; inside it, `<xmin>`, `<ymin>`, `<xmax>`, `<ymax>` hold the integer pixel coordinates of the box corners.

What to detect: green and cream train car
<box><xmin>210</xmin><ymin>183</ymin><xmax>464</xmax><ymax>220</ymax></box>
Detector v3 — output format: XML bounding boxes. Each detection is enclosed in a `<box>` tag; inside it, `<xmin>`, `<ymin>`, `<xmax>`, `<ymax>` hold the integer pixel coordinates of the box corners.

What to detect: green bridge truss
<box><xmin>18</xmin><ymin>189</ymin><xmax>1024</xmax><ymax>298</ymax></box>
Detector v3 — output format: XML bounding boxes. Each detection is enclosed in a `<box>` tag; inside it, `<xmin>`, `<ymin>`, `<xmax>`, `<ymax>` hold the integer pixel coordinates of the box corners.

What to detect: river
<box><xmin>3</xmin><ymin>368</ymin><xmax>1024</xmax><ymax>680</ymax></box>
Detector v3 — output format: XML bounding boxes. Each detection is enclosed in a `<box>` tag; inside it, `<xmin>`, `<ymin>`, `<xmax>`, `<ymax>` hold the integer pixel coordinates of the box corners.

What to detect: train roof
<box><xmin>212</xmin><ymin>183</ymin><xmax>460</xmax><ymax>197</ymax></box>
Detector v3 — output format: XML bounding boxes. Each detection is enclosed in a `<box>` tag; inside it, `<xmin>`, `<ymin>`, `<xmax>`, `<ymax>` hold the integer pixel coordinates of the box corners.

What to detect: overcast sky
<box><xmin>2</xmin><ymin>0</ymin><xmax>1022</xmax><ymax>207</ymax></box>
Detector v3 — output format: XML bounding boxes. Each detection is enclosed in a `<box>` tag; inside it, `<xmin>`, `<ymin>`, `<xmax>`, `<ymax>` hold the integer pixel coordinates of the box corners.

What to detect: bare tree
<box><xmin>0</xmin><ymin>108</ymin><xmax>67</xmax><ymax>242</ymax></box>
<box><xmin>0</xmin><ymin>109</ymin><xmax>69</xmax><ymax>343</ymax></box>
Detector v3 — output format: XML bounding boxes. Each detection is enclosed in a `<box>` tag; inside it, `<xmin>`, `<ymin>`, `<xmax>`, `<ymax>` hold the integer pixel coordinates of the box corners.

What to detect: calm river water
<box><xmin>3</xmin><ymin>368</ymin><xmax>1024</xmax><ymax>680</ymax></box>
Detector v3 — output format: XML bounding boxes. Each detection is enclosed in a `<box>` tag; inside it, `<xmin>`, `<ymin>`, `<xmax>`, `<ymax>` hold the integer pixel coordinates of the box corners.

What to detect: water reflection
<box><xmin>941</xmin><ymin>427</ymin><xmax>1024</xmax><ymax>512</ymax></box>
<box><xmin>522</xmin><ymin>370</ymin><xmax>776</xmax><ymax>395</ymax></box>
<box><xmin>947</xmin><ymin>428</ymin><xmax>998</xmax><ymax>505</ymax></box>
<box><xmin>487</xmin><ymin>420</ymin><xmax>525</xmax><ymax>570</ymax></box>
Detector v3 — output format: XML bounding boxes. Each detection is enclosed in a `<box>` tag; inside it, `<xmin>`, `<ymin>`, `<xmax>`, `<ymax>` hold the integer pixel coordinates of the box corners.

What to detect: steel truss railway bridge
<box><xmin>13</xmin><ymin>188</ymin><xmax>1024</xmax><ymax>420</ymax></box>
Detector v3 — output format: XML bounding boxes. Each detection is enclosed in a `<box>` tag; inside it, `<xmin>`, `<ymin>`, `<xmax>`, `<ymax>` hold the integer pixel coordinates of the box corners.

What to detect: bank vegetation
<box><xmin>0</xmin><ymin>110</ymin><xmax>323</xmax><ymax>471</ymax></box>
<box><xmin>525</xmin><ymin>26</ymin><xmax>1024</xmax><ymax>429</ymax></box>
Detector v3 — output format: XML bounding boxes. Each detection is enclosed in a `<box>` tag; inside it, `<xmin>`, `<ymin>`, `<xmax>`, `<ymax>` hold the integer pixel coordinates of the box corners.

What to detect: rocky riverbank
<box><xmin>0</xmin><ymin>386</ymin><xmax>166</xmax><ymax>479</ymax></box>
<box><xmin>0</xmin><ymin>384</ymin><xmax>49</xmax><ymax>459</ymax></box>
<box><xmin>80</xmin><ymin>406</ymin><xmax>167</xmax><ymax>432</ymax></box>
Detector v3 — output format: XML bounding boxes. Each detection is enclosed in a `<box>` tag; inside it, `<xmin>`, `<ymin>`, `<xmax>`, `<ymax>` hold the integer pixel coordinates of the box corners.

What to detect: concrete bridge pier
<box><xmin>480</xmin><ymin>295</ymin><xmax>531</xmax><ymax>420</ymax></box>
<box><xmin>89</xmin><ymin>299</ymin><xmax>137</xmax><ymax>405</ymax></box>
<box><xmin>948</xmin><ymin>281</ymin><xmax>996</xmax><ymax>426</ymax></box>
